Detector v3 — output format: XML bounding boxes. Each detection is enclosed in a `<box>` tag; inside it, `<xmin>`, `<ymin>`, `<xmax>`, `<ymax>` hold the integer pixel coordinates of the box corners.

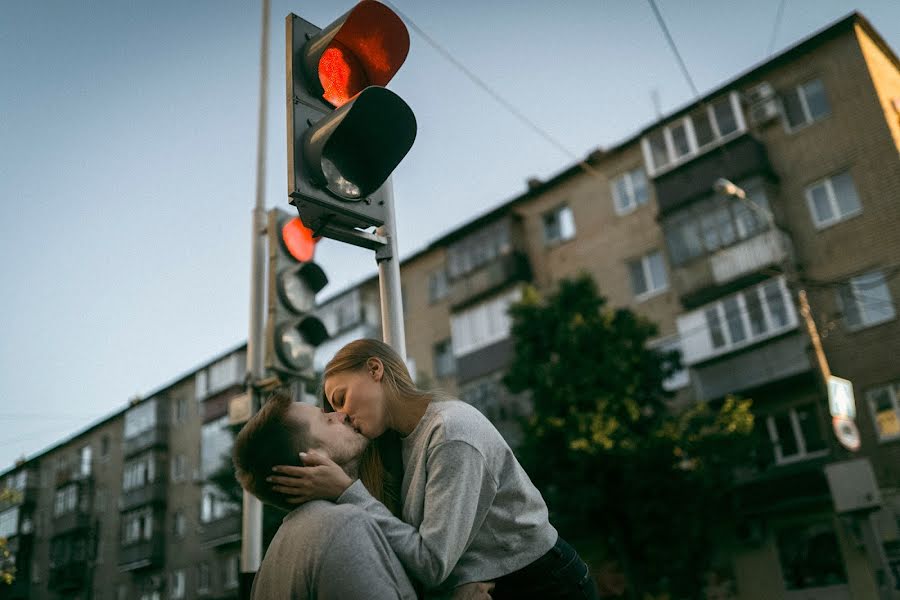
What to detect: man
<box><xmin>233</xmin><ymin>392</ymin><xmax>417</xmax><ymax>600</ymax></box>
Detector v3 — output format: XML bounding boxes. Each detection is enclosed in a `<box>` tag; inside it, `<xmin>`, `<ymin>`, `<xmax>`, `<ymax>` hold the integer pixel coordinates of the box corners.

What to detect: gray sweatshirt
<box><xmin>337</xmin><ymin>399</ymin><xmax>557</xmax><ymax>593</ymax></box>
<box><xmin>251</xmin><ymin>500</ymin><xmax>416</xmax><ymax>600</ymax></box>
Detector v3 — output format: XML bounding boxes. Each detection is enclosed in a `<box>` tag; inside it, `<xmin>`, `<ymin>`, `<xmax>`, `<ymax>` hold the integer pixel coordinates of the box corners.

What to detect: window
<box><xmin>173</xmin><ymin>510</ymin><xmax>186</xmax><ymax>537</ymax></box>
<box><xmin>171</xmin><ymin>455</ymin><xmax>187</xmax><ymax>483</ymax></box>
<box><xmin>197</xmin><ymin>562</ymin><xmax>210</xmax><ymax>594</ymax></box>
<box><xmin>782</xmin><ymin>78</ymin><xmax>830</xmax><ymax>130</ymax></box>
<box><xmin>54</xmin><ymin>484</ymin><xmax>78</xmax><ymax>516</ymax></box>
<box><xmin>124</xmin><ymin>399</ymin><xmax>158</xmax><ymax>439</ymax></box>
<box><xmin>450</xmin><ymin>289</ymin><xmax>521</xmax><ymax>356</ymax></box>
<box><xmin>805</xmin><ymin>171</ymin><xmax>861</xmax><ymax>229</ymax></box>
<box><xmin>169</xmin><ymin>570</ymin><xmax>185</xmax><ymax>600</ymax></box>
<box><xmin>867</xmin><ymin>382</ymin><xmax>900</xmax><ymax>442</ymax></box>
<box><xmin>100</xmin><ymin>435</ymin><xmax>110</xmax><ymax>459</ymax></box>
<box><xmin>0</xmin><ymin>507</ymin><xmax>19</xmax><ymax>538</ymax></box>
<box><xmin>123</xmin><ymin>453</ymin><xmax>157</xmax><ymax>491</ymax></box>
<box><xmin>208</xmin><ymin>354</ymin><xmax>242</xmax><ymax>395</ymax></box>
<box><xmin>838</xmin><ymin>270</ymin><xmax>895</xmax><ymax>330</ymax></box>
<box><xmin>201</xmin><ymin>416</ymin><xmax>233</xmax><ymax>479</ymax></box>
<box><xmin>542</xmin><ymin>204</ymin><xmax>576</xmax><ymax>245</ymax></box>
<box><xmin>627</xmin><ymin>251</ymin><xmax>668</xmax><ymax>299</ymax></box>
<box><xmin>172</xmin><ymin>397</ymin><xmax>187</xmax><ymax>424</ymax></box>
<box><xmin>777</xmin><ymin>522</ymin><xmax>847</xmax><ymax>590</ymax></box>
<box><xmin>766</xmin><ymin>404</ymin><xmax>828</xmax><ymax>465</ymax></box>
<box><xmin>79</xmin><ymin>445</ymin><xmax>92</xmax><ymax>477</ymax></box>
<box><xmin>642</xmin><ymin>92</ymin><xmax>745</xmax><ymax>175</ymax></box>
<box><xmin>664</xmin><ymin>182</ymin><xmax>770</xmax><ymax>265</ymax></box>
<box><xmin>201</xmin><ymin>484</ymin><xmax>238</xmax><ymax>523</ymax></box>
<box><xmin>611</xmin><ymin>167</ymin><xmax>649</xmax><ymax>215</ymax></box>
<box><xmin>122</xmin><ymin>508</ymin><xmax>154</xmax><ymax>544</ymax></box>
<box><xmin>428</xmin><ymin>268</ymin><xmax>449</xmax><ymax>303</ymax></box>
<box><xmin>432</xmin><ymin>339</ymin><xmax>456</xmax><ymax>378</ymax></box>
<box><xmin>224</xmin><ymin>555</ymin><xmax>239</xmax><ymax>589</ymax></box>
<box><xmin>194</xmin><ymin>370</ymin><xmax>208</xmax><ymax>401</ymax></box>
<box><xmin>446</xmin><ymin>221</ymin><xmax>512</xmax><ymax>279</ymax></box>
<box><xmin>678</xmin><ymin>277</ymin><xmax>797</xmax><ymax>365</ymax></box>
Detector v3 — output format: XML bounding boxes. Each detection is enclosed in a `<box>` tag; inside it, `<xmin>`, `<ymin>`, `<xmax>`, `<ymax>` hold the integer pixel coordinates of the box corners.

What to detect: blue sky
<box><xmin>2</xmin><ymin>0</ymin><xmax>899</xmax><ymax>468</ymax></box>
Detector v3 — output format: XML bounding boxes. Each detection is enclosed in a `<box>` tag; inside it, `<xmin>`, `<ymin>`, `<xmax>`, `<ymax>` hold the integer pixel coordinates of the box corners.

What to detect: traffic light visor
<box><xmin>281</xmin><ymin>217</ymin><xmax>318</xmax><ymax>262</ymax></box>
<box><xmin>304</xmin><ymin>86</ymin><xmax>416</xmax><ymax>200</ymax></box>
<box><xmin>311</xmin><ymin>0</ymin><xmax>410</xmax><ymax>107</ymax></box>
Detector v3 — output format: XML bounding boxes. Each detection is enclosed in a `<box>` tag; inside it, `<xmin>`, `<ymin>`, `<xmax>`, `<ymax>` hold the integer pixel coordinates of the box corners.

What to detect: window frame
<box><xmin>781</xmin><ymin>78</ymin><xmax>831</xmax><ymax>133</ymax></box>
<box><xmin>628</xmin><ymin>251</ymin><xmax>669</xmax><ymax>301</ymax></box>
<box><xmin>542</xmin><ymin>204</ymin><xmax>576</xmax><ymax>246</ymax></box>
<box><xmin>837</xmin><ymin>270</ymin><xmax>896</xmax><ymax>331</ymax></box>
<box><xmin>611</xmin><ymin>167</ymin><xmax>649</xmax><ymax>216</ymax></box>
<box><xmin>804</xmin><ymin>171</ymin><xmax>862</xmax><ymax>230</ymax></box>
<box><xmin>866</xmin><ymin>383</ymin><xmax>900</xmax><ymax>443</ymax></box>
<box><xmin>765</xmin><ymin>404</ymin><xmax>829</xmax><ymax>466</ymax></box>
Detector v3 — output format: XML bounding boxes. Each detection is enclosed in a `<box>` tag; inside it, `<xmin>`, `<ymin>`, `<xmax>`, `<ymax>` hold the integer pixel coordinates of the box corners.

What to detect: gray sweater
<box><xmin>251</xmin><ymin>500</ymin><xmax>416</xmax><ymax>600</ymax></box>
<box><xmin>337</xmin><ymin>399</ymin><xmax>557</xmax><ymax>593</ymax></box>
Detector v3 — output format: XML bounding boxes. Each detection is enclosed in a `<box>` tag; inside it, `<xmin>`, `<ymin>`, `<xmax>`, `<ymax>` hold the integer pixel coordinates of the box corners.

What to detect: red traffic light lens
<box><xmin>281</xmin><ymin>218</ymin><xmax>318</xmax><ymax>262</ymax></box>
<box><xmin>317</xmin><ymin>0</ymin><xmax>410</xmax><ymax>107</ymax></box>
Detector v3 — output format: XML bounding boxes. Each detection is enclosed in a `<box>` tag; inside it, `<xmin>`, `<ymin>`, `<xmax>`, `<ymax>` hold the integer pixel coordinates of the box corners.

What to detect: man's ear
<box><xmin>366</xmin><ymin>357</ymin><xmax>384</xmax><ymax>382</ymax></box>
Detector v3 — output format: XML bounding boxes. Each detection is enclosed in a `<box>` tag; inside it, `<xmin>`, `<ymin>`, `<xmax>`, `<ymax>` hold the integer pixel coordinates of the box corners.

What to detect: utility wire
<box><xmin>646</xmin><ymin>0</ymin><xmax>700</xmax><ymax>97</ymax></box>
<box><xmin>381</xmin><ymin>0</ymin><xmax>605</xmax><ymax>181</ymax></box>
<box><xmin>767</xmin><ymin>0</ymin><xmax>787</xmax><ymax>57</ymax></box>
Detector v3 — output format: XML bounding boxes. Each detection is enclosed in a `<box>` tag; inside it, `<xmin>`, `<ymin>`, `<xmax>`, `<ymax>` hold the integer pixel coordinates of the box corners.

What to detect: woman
<box><xmin>268</xmin><ymin>339</ymin><xmax>598</xmax><ymax>599</ymax></box>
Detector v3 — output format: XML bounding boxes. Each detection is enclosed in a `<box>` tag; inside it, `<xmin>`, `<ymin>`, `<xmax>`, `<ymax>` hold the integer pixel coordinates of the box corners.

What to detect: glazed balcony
<box><xmin>120</xmin><ymin>479</ymin><xmax>168</xmax><ymax>512</ymax></box>
<box><xmin>447</xmin><ymin>251</ymin><xmax>532</xmax><ymax>310</ymax></box>
<box><xmin>118</xmin><ymin>536</ymin><xmax>165</xmax><ymax>571</ymax></box>
<box><xmin>123</xmin><ymin>424</ymin><xmax>169</xmax><ymax>458</ymax></box>
<box><xmin>48</xmin><ymin>559</ymin><xmax>89</xmax><ymax>593</ymax></box>
<box><xmin>200</xmin><ymin>511</ymin><xmax>242</xmax><ymax>549</ymax></box>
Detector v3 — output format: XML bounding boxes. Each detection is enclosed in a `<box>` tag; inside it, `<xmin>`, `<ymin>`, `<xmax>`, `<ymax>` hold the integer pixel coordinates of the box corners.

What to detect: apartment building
<box><xmin>2</xmin><ymin>10</ymin><xmax>899</xmax><ymax>600</ymax></box>
<box><xmin>1</xmin><ymin>346</ymin><xmax>248</xmax><ymax>600</ymax></box>
<box><xmin>314</xmin><ymin>11</ymin><xmax>900</xmax><ymax>599</ymax></box>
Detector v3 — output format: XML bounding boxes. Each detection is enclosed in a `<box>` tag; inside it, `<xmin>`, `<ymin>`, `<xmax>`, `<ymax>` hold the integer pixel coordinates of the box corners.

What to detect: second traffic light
<box><xmin>286</xmin><ymin>0</ymin><xmax>417</xmax><ymax>233</ymax></box>
<box><xmin>265</xmin><ymin>208</ymin><xmax>329</xmax><ymax>380</ymax></box>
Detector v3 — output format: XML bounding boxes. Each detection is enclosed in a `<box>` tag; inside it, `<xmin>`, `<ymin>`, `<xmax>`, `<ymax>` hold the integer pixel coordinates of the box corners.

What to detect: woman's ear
<box><xmin>367</xmin><ymin>357</ymin><xmax>384</xmax><ymax>382</ymax></box>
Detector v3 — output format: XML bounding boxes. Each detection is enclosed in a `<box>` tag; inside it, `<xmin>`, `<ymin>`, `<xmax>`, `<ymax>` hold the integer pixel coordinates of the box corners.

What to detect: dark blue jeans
<box><xmin>490</xmin><ymin>536</ymin><xmax>600</xmax><ymax>599</ymax></box>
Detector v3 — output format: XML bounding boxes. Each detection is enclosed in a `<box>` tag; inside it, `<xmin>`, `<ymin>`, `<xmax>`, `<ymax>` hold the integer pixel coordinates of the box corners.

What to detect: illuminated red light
<box><xmin>282</xmin><ymin>218</ymin><xmax>319</xmax><ymax>262</ymax></box>
<box><xmin>316</xmin><ymin>0</ymin><xmax>409</xmax><ymax>107</ymax></box>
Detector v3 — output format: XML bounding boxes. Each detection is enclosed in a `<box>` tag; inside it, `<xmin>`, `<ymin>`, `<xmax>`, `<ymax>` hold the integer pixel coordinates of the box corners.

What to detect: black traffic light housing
<box><xmin>286</xmin><ymin>1</ymin><xmax>417</xmax><ymax>233</ymax></box>
<box><xmin>265</xmin><ymin>209</ymin><xmax>329</xmax><ymax>380</ymax></box>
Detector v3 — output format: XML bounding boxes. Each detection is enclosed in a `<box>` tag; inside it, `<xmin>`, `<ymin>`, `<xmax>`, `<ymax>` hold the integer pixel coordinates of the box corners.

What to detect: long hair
<box><xmin>322</xmin><ymin>338</ymin><xmax>432</xmax><ymax>516</ymax></box>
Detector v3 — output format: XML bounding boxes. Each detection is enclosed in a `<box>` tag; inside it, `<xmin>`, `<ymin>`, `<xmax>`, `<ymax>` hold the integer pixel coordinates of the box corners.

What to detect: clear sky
<box><xmin>2</xmin><ymin>0</ymin><xmax>899</xmax><ymax>469</ymax></box>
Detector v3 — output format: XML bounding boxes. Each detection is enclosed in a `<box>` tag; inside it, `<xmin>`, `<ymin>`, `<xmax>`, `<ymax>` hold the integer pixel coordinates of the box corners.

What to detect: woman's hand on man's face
<box><xmin>267</xmin><ymin>450</ymin><xmax>354</xmax><ymax>504</ymax></box>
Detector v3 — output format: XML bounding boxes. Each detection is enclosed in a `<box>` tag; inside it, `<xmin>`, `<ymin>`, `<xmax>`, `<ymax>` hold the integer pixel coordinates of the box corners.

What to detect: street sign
<box><xmin>832</xmin><ymin>416</ymin><xmax>861</xmax><ymax>452</ymax></box>
<box><xmin>828</xmin><ymin>375</ymin><xmax>856</xmax><ymax>419</ymax></box>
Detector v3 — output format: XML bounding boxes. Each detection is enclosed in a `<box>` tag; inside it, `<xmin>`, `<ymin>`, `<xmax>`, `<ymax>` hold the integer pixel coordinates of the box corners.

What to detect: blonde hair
<box><xmin>322</xmin><ymin>338</ymin><xmax>432</xmax><ymax>515</ymax></box>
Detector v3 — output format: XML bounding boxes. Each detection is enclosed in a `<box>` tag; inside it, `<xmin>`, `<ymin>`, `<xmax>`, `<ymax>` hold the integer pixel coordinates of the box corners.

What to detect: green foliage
<box><xmin>504</xmin><ymin>275</ymin><xmax>755</xmax><ymax>598</ymax></box>
<box><xmin>0</xmin><ymin>489</ymin><xmax>20</xmax><ymax>585</ymax></box>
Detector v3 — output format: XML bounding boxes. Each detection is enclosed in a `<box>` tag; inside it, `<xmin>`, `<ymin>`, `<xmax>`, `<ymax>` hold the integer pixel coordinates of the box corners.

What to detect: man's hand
<box><xmin>450</xmin><ymin>582</ymin><xmax>495</xmax><ymax>600</ymax></box>
<box><xmin>268</xmin><ymin>450</ymin><xmax>353</xmax><ymax>504</ymax></box>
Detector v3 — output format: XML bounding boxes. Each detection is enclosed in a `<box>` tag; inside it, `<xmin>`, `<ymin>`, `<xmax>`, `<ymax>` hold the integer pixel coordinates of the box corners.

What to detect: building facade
<box><xmin>2</xmin><ymin>11</ymin><xmax>899</xmax><ymax>600</ymax></box>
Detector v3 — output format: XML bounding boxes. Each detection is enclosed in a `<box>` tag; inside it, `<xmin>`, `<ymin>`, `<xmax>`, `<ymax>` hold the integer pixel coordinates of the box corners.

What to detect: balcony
<box><xmin>690</xmin><ymin>332</ymin><xmax>812</xmax><ymax>401</ymax></box>
<box><xmin>447</xmin><ymin>251</ymin><xmax>532</xmax><ymax>310</ymax></box>
<box><xmin>655</xmin><ymin>134</ymin><xmax>774</xmax><ymax>216</ymax></box>
<box><xmin>673</xmin><ymin>230</ymin><xmax>793</xmax><ymax>306</ymax></box>
<box><xmin>456</xmin><ymin>337</ymin><xmax>515</xmax><ymax>385</ymax></box>
<box><xmin>200</xmin><ymin>511</ymin><xmax>241</xmax><ymax>549</ymax></box>
<box><xmin>0</xmin><ymin>473</ymin><xmax>39</xmax><ymax>512</ymax></box>
<box><xmin>120</xmin><ymin>479</ymin><xmax>168</xmax><ymax>512</ymax></box>
<box><xmin>118</xmin><ymin>537</ymin><xmax>164</xmax><ymax>571</ymax></box>
<box><xmin>735</xmin><ymin>455</ymin><xmax>833</xmax><ymax>517</ymax></box>
<box><xmin>52</xmin><ymin>509</ymin><xmax>91</xmax><ymax>535</ymax></box>
<box><xmin>123</xmin><ymin>424</ymin><xmax>169</xmax><ymax>458</ymax></box>
<box><xmin>48</xmin><ymin>559</ymin><xmax>88</xmax><ymax>592</ymax></box>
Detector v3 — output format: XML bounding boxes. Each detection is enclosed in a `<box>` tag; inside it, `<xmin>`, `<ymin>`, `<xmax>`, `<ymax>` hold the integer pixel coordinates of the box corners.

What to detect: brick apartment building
<box><xmin>2</xmin><ymin>11</ymin><xmax>899</xmax><ymax>600</ymax></box>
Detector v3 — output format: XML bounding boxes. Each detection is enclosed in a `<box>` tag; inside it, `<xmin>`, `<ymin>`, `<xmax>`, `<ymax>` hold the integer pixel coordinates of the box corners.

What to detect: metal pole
<box><xmin>376</xmin><ymin>179</ymin><xmax>407</xmax><ymax>360</ymax></box>
<box><xmin>241</xmin><ymin>0</ymin><xmax>269</xmax><ymax>592</ymax></box>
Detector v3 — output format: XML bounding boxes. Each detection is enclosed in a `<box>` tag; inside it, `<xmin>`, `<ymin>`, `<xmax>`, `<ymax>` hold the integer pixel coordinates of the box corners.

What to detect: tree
<box><xmin>0</xmin><ymin>488</ymin><xmax>21</xmax><ymax>586</ymax></box>
<box><xmin>504</xmin><ymin>275</ymin><xmax>755</xmax><ymax>599</ymax></box>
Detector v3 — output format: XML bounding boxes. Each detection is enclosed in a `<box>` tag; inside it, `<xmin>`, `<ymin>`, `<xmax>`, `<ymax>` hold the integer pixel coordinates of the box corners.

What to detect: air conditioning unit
<box><xmin>745</xmin><ymin>82</ymin><xmax>775</xmax><ymax>104</ymax></box>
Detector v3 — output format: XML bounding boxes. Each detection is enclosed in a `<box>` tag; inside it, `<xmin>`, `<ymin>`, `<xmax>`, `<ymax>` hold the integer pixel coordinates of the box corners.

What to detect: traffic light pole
<box><xmin>241</xmin><ymin>0</ymin><xmax>268</xmax><ymax>596</ymax></box>
<box><xmin>376</xmin><ymin>179</ymin><xmax>407</xmax><ymax>360</ymax></box>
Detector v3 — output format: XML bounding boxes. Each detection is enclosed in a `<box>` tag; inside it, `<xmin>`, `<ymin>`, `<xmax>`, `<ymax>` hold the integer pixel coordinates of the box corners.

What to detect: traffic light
<box><xmin>265</xmin><ymin>208</ymin><xmax>329</xmax><ymax>380</ymax></box>
<box><xmin>286</xmin><ymin>0</ymin><xmax>417</xmax><ymax>233</ymax></box>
